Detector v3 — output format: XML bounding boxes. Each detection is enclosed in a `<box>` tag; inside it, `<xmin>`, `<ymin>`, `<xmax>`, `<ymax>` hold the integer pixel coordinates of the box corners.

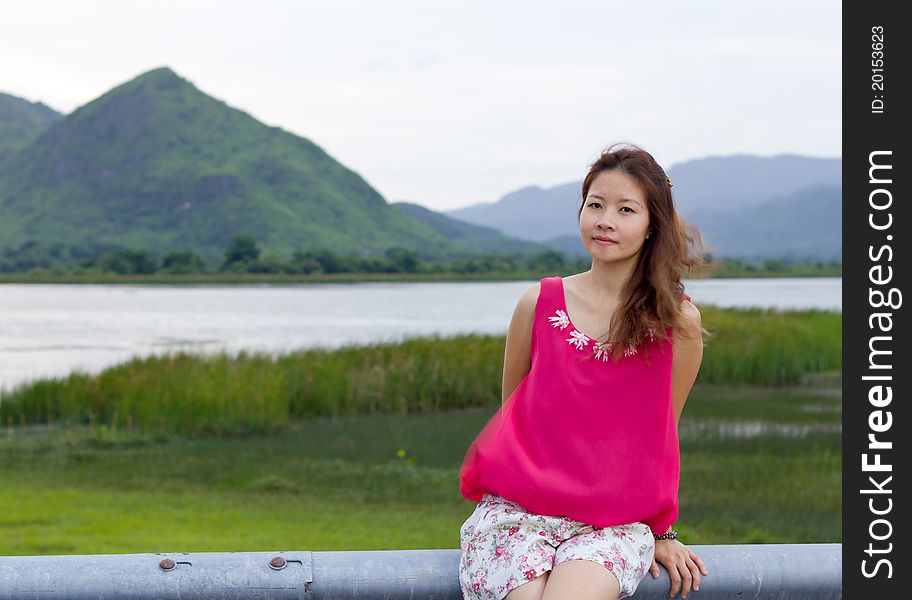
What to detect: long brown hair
<box><xmin>577</xmin><ymin>142</ymin><xmax>712</xmax><ymax>361</ymax></box>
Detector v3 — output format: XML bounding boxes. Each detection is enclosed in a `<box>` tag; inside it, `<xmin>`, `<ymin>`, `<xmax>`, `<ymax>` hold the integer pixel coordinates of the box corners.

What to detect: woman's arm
<box><xmin>651</xmin><ymin>298</ymin><xmax>707</xmax><ymax>598</ymax></box>
<box><xmin>671</xmin><ymin>299</ymin><xmax>703</xmax><ymax>427</ymax></box>
<box><xmin>501</xmin><ymin>283</ymin><xmax>539</xmax><ymax>405</ymax></box>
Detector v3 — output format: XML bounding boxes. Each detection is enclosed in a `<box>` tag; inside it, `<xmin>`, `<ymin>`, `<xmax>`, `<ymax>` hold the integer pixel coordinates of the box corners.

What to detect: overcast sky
<box><xmin>2</xmin><ymin>0</ymin><xmax>841</xmax><ymax>211</ymax></box>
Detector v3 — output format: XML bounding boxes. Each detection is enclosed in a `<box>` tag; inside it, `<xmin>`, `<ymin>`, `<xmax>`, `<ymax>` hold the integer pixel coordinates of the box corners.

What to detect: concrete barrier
<box><xmin>0</xmin><ymin>543</ymin><xmax>841</xmax><ymax>599</ymax></box>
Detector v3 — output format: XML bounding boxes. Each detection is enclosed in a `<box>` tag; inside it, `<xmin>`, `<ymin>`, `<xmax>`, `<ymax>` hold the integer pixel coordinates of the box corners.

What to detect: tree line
<box><xmin>1</xmin><ymin>236</ymin><xmax>840</xmax><ymax>277</ymax></box>
<box><xmin>0</xmin><ymin>235</ymin><xmax>584</xmax><ymax>276</ymax></box>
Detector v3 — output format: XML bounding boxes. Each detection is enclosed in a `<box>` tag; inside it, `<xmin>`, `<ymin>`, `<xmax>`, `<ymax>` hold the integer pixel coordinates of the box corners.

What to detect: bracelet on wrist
<box><xmin>653</xmin><ymin>529</ymin><xmax>678</xmax><ymax>541</ymax></box>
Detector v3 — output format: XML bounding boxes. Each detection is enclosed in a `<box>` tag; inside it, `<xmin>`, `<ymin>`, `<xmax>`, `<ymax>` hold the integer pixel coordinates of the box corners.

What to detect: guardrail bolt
<box><xmin>269</xmin><ymin>556</ymin><xmax>287</xmax><ymax>570</ymax></box>
<box><xmin>159</xmin><ymin>558</ymin><xmax>176</xmax><ymax>571</ymax></box>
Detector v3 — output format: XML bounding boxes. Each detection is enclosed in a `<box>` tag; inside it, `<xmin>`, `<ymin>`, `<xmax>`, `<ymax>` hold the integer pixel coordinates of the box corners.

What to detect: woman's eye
<box><xmin>588</xmin><ymin>202</ymin><xmax>601</xmax><ymax>208</ymax></box>
<box><xmin>620</xmin><ymin>207</ymin><xmax>634</xmax><ymax>213</ymax></box>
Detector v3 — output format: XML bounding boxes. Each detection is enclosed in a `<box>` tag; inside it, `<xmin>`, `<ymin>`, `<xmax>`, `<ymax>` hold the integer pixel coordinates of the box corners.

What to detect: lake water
<box><xmin>0</xmin><ymin>277</ymin><xmax>840</xmax><ymax>393</ymax></box>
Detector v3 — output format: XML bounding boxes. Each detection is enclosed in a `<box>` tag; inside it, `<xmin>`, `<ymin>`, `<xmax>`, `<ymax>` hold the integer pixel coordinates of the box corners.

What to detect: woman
<box><xmin>459</xmin><ymin>143</ymin><xmax>710</xmax><ymax>600</ymax></box>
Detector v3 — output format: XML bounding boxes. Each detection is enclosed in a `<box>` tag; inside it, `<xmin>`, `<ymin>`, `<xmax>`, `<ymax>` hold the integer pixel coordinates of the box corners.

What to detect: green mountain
<box><xmin>0</xmin><ymin>92</ymin><xmax>62</xmax><ymax>161</ymax></box>
<box><xmin>392</xmin><ymin>201</ymin><xmax>551</xmax><ymax>257</ymax></box>
<box><xmin>0</xmin><ymin>67</ymin><xmax>468</xmax><ymax>267</ymax></box>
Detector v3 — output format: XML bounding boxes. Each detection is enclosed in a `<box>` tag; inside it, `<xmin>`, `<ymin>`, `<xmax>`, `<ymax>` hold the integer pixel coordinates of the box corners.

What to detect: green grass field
<box><xmin>0</xmin><ymin>380</ymin><xmax>840</xmax><ymax>556</ymax></box>
<box><xmin>0</xmin><ymin>306</ymin><xmax>841</xmax><ymax>555</ymax></box>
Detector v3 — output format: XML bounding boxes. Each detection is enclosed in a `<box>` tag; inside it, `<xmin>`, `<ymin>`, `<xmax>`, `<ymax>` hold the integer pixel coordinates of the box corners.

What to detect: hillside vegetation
<box><xmin>0</xmin><ymin>68</ymin><xmax>462</xmax><ymax>267</ymax></box>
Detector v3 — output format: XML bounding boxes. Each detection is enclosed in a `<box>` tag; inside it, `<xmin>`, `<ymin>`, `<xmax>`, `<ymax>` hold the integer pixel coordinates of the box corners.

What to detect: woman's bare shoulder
<box><xmin>515</xmin><ymin>281</ymin><xmax>542</xmax><ymax>315</ymax></box>
<box><xmin>676</xmin><ymin>298</ymin><xmax>702</xmax><ymax>337</ymax></box>
<box><xmin>507</xmin><ymin>283</ymin><xmax>541</xmax><ymax>347</ymax></box>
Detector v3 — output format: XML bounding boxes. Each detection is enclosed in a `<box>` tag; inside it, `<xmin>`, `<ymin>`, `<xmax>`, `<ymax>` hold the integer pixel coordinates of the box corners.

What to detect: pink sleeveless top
<box><xmin>459</xmin><ymin>275</ymin><xmax>686</xmax><ymax>534</ymax></box>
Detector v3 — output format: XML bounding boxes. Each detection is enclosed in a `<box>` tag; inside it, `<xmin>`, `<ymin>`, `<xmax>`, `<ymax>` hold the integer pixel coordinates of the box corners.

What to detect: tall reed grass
<box><xmin>0</xmin><ymin>307</ymin><xmax>840</xmax><ymax>437</ymax></box>
<box><xmin>697</xmin><ymin>306</ymin><xmax>840</xmax><ymax>384</ymax></box>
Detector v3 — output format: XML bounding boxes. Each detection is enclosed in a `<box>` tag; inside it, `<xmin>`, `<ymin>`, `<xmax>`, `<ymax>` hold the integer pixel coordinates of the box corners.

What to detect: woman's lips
<box><xmin>593</xmin><ymin>238</ymin><xmax>616</xmax><ymax>245</ymax></box>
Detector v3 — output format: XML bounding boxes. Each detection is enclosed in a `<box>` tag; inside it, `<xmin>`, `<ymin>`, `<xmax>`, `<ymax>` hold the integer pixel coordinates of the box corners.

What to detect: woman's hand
<box><xmin>650</xmin><ymin>538</ymin><xmax>708</xmax><ymax>598</ymax></box>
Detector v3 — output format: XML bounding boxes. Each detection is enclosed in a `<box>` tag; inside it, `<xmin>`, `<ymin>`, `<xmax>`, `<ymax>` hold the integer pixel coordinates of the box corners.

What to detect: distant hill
<box><xmin>667</xmin><ymin>154</ymin><xmax>841</xmax><ymax>212</ymax></box>
<box><xmin>0</xmin><ymin>70</ymin><xmax>842</xmax><ymax>268</ymax></box>
<box><xmin>0</xmin><ymin>67</ymin><xmax>474</xmax><ymax>267</ymax></box>
<box><xmin>445</xmin><ymin>183</ymin><xmax>581</xmax><ymax>244</ymax></box>
<box><xmin>690</xmin><ymin>183</ymin><xmax>841</xmax><ymax>261</ymax></box>
<box><xmin>443</xmin><ymin>155</ymin><xmax>842</xmax><ymax>261</ymax></box>
<box><xmin>538</xmin><ymin>234</ymin><xmax>590</xmax><ymax>259</ymax></box>
<box><xmin>0</xmin><ymin>92</ymin><xmax>62</xmax><ymax>161</ymax></box>
<box><xmin>393</xmin><ymin>201</ymin><xmax>552</xmax><ymax>257</ymax></box>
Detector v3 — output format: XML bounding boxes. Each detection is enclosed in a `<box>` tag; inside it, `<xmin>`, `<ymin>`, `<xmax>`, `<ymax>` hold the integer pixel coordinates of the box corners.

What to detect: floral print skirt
<box><xmin>459</xmin><ymin>493</ymin><xmax>655</xmax><ymax>600</ymax></box>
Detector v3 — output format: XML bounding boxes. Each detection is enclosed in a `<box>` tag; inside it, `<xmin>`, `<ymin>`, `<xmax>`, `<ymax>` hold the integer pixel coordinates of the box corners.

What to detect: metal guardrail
<box><xmin>0</xmin><ymin>544</ymin><xmax>841</xmax><ymax>599</ymax></box>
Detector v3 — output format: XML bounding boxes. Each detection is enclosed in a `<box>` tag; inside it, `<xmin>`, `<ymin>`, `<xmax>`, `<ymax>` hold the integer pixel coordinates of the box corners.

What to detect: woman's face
<box><xmin>579</xmin><ymin>169</ymin><xmax>651</xmax><ymax>266</ymax></box>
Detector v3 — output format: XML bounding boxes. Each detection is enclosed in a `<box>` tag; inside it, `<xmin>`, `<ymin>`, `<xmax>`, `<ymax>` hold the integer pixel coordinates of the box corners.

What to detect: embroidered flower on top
<box><xmin>592</xmin><ymin>340</ymin><xmax>613</xmax><ymax>361</ymax></box>
<box><xmin>548</xmin><ymin>308</ymin><xmax>656</xmax><ymax>360</ymax></box>
<box><xmin>566</xmin><ymin>330</ymin><xmax>590</xmax><ymax>350</ymax></box>
<box><xmin>548</xmin><ymin>309</ymin><xmax>570</xmax><ymax>330</ymax></box>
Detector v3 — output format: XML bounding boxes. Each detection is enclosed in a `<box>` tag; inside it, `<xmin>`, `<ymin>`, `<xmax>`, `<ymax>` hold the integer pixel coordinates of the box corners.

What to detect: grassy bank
<box><xmin>0</xmin><ymin>307</ymin><xmax>840</xmax><ymax>437</ymax></box>
<box><xmin>0</xmin><ymin>381</ymin><xmax>841</xmax><ymax>555</ymax></box>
